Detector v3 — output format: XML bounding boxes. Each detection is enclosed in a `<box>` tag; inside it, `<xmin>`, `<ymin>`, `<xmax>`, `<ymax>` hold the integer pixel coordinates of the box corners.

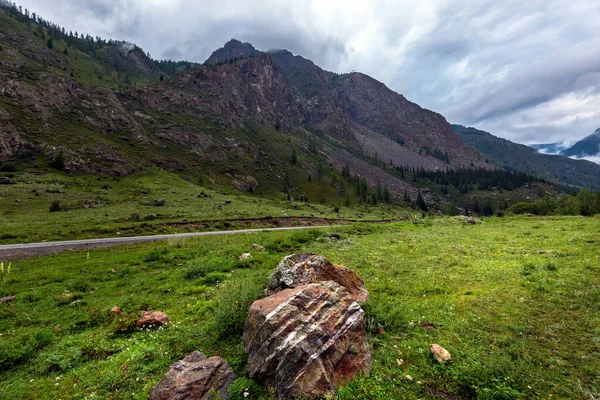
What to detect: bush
<box><xmin>143</xmin><ymin>248</ymin><xmax>168</xmax><ymax>262</ymax></box>
<box><xmin>203</xmin><ymin>272</ymin><xmax>226</xmax><ymax>285</ymax></box>
<box><xmin>50</xmin><ymin>150</ymin><xmax>65</xmax><ymax>170</ymax></box>
<box><xmin>0</xmin><ymin>162</ymin><xmax>17</xmax><ymax>172</ymax></box>
<box><xmin>209</xmin><ymin>279</ymin><xmax>264</xmax><ymax>340</ymax></box>
<box><xmin>49</xmin><ymin>200</ymin><xmax>61</xmax><ymax>212</ymax></box>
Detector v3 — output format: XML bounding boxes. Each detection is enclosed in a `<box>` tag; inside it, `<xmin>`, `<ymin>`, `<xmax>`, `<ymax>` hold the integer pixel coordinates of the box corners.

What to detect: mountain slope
<box><xmin>561</xmin><ymin>128</ymin><xmax>600</xmax><ymax>158</ymax></box>
<box><xmin>453</xmin><ymin>125</ymin><xmax>600</xmax><ymax>190</ymax></box>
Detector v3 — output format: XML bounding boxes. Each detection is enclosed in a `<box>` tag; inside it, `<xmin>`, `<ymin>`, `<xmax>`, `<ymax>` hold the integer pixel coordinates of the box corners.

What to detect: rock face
<box><xmin>244</xmin><ymin>281</ymin><xmax>371</xmax><ymax>400</ymax></box>
<box><xmin>267</xmin><ymin>253</ymin><xmax>369</xmax><ymax>302</ymax></box>
<box><xmin>430</xmin><ymin>344</ymin><xmax>452</xmax><ymax>363</ymax></box>
<box><xmin>136</xmin><ymin>311</ymin><xmax>169</xmax><ymax>328</ymax></box>
<box><xmin>149</xmin><ymin>351</ymin><xmax>236</xmax><ymax>400</ymax></box>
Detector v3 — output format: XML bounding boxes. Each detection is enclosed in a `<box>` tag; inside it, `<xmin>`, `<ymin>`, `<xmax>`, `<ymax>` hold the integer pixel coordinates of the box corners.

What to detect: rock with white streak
<box><xmin>149</xmin><ymin>351</ymin><xmax>235</xmax><ymax>400</ymax></box>
<box><xmin>267</xmin><ymin>253</ymin><xmax>369</xmax><ymax>302</ymax></box>
<box><xmin>243</xmin><ymin>281</ymin><xmax>371</xmax><ymax>400</ymax></box>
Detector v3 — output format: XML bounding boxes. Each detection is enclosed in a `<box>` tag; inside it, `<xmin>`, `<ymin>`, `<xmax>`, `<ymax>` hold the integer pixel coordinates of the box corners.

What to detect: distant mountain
<box><xmin>453</xmin><ymin>125</ymin><xmax>600</xmax><ymax>190</ymax></box>
<box><xmin>561</xmin><ymin>128</ymin><xmax>600</xmax><ymax>158</ymax></box>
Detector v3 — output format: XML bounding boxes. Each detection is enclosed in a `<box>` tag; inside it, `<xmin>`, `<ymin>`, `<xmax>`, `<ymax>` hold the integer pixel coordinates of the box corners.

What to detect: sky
<box><xmin>16</xmin><ymin>0</ymin><xmax>600</xmax><ymax>146</ymax></box>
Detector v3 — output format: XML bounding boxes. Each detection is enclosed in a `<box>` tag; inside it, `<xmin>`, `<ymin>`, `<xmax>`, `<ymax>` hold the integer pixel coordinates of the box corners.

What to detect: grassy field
<box><xmin>0</xmin><ymin>216</ymin><xmax>599</xmax><ymax>399</ymax></box>
<box><xmin>0</xmin><ymin>168</ymin><xmax>411</xmax><ymax>244</ymax></box>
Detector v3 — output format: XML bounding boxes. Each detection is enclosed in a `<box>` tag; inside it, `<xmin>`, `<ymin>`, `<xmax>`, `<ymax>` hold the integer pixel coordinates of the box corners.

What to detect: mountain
<box><xmin>561</xmin><ymin>128</ymin><xmax>600</xmax><ymax>159</ymax></box>
<box><xmin>0</xmin><ymin>4</ymin><xmax>494</xmax><ymax>199</ymax></box>
<box><xmin>0</xmin><ymin>3</ymin><xmax>577</xmax><ymax>214</ymax></box>
<box><xmin>453</xmin><ymin>125</ymin><xmax>600</xmax><ymax>190</ymax></box>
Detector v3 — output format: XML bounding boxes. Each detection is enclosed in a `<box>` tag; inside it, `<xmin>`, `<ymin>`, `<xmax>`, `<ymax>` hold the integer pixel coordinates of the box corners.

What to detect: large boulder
<box><xmin>149</xmin><ymin>351</ymin><xmax>236</xmax><ymax>400</ymax></box>
<box><xmin>267</xmin><ymin>253</ymin><xmax>369</xmax><ymax>302</ymax></box>
<box><xmin>244</xmin><ymin>281</ymin><xmax>371</xmax><ymax>400</ymax></box>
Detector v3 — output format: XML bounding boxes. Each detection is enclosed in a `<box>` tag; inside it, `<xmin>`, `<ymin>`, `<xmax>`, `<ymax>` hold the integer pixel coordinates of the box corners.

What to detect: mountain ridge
<box><xmin>453</xmin><ymin>124</ymin><xmax>600</xmax><ymax>190</ymax></box>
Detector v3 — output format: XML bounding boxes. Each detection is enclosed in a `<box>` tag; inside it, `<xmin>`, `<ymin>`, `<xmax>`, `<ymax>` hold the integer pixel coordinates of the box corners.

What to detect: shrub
<box><xmin>0</xmin><ymin>162</ymin><xmax>17</xmax><ymax>172</ymax></box>
<box><xmin>50</xmin><ymin>150</ymin><xmax>65</xmax><ymax>170</ymax></box>
<box><xmin>209</xmin><ymin>279</ymin><xmax>264</xmax><ymax>340</ymax></box>
<box><xmin>49</xmin><ymin>200</ymin><xmax>61</xmax><ymax>212</ymax></box>
<box><xmin>203</xmin><ymin>272</ymin><xmax>226</xmax><ymax>285</ymax></box>
<box><xmin>144</xmin><ymin>248</ymin><xmax>168</xmax><ymax>262</ymax></box>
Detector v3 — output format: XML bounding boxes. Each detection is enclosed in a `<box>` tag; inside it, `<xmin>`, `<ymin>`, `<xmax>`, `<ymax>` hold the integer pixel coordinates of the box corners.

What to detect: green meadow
<box><xmin>0</xmin><ymin>216</ymin><xmax>599</xmax><ymax>399</ymax></box>
<box><xmin>0</xmin><ymin>168</ymin><xmax>410</xmax><ymax>244</ymax></box>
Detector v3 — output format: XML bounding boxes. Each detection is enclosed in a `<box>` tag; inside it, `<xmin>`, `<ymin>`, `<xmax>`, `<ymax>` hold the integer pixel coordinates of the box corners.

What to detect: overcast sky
<box><xmin>17</xmin><ymin>0</ymin><xmax>600</xmax><ymax>145</ymax></box>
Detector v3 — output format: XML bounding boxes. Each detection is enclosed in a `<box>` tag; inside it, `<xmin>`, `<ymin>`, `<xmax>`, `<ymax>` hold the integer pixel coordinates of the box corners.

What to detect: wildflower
<box><xmin>243</xmin><ymin>389</ymin><xmax>250</xmax><ymax>397</ymax></box>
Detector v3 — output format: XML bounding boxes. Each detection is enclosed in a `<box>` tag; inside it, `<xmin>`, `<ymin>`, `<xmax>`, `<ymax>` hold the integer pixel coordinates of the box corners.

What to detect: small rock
<box><xmin>430</xmin><ymin>344</ymin><xmax>451</xmax><ymax>363</ymax></box>
<box><xmin>251</xmin><ymin>244</ymin><xmax>265</xmax><ymax>250</ymax></box>
<box><xmin>239</xmin><ymin>253</ymin><xmax>252</xmax><ymax>261</ymax></box>
<box><xmin>0</xmin><ymin>177</ymin><xmax>15</xmax><ymax>185</ymax></box>
<box><xmin>110</xmin><ymin>306</ymin><xmax>122</xmax><ymax>314</ymax></box>
<box><xmin>420</xmin><ymin>321</ymin><xmax>437</xmax><ymax>331</ymax></box>
<box><xmin>137</xmin><ymin>311</ymin><xmax>169</xmax><ymax>328</ymax></box>
<box><xmin>328</xmin><ymin>233</ymin><xmax>341</xmax><ymax>240</ymax></box>
<box><xmin>466</xmin><ymin>217</ymin><xmax>476</xmax><ymax>224</ymax></box>
<box><xmin>0</xmin><ymin>295</ymin><xmax>15</xmax><ymax>303</ymax></box>
<box><xmin>149</xmin><ymin>351</ymin><xmax>235</xmax><ymax>400</ymax></box>
<box><xmin>110</xmin><ymin>268</ymin><xmax>116</xmax><ymax>273</ymax></box>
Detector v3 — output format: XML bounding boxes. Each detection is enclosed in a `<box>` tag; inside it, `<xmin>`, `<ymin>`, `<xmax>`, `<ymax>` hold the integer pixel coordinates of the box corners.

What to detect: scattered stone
<box><xmin>466</xmin><ymin>217</ymin><xmax>476</xmax><ymax>224</ymax></box>
<box><xmin>182</xmin><ymin>218</ymin><xmax>188</xmax><ymax>222</ymax></box>
<box><xmin>136</xmin><ymin>311</ymin><xmax>169</xmax><ymax>328</ymax></box>
<box><xmin>251</xmin><ymin>244</ymin><xmax>265</xmax><ymax>251</ymax></box>
<box><xmin>149</xmin><ymin>351</ymin><xmax>236</xmax><ymax>400</ymax></box>
<box><xmin>244</xmin><ymin>281</ymin><xmax>371</xmax><ymax>400</ymax></box>
<box><xmin>239</xmin><ymin>253</ymin><xmax>252</xmax><ymax>261</ymax></box>
<box><xmin>430</xmin><ymin>344</ymin><xmax>451</xmax><ymax>363</ymax></box>
<box><xmin>60</xmin><ymin>292</ymin><xmax>72</xmax><ymax>298</ymax></box>
<box><xmin>82</xmin><ymin>199</ymin><xmax>96</xmax><ymax>208</ymax></box>
<box><xmin>110</xmin><ymin>268</ymin><xmax>116</xmax><ymax>273</ymax></box>
<box><xmin>420</xmin><ymin>321</ymin><xmax>437</xmax><ymax>331</ymax></box>
<box><xmin>110</xmin><ymin>306</ymin><xmax>122</xmax><ymax>314</ymax></box>
<box><xmin>0</xmin><ymin>295</ymin><xmax>15</xmax><ymax>303</ymax></box>
<box><xmin>267</xmin><ymin>253</ymin><xmax>369</xmax><ymax>302</ymax></box>
<box><xmin>0</xmin><ymin>177</ymin><xmax>15</xmax><ymax>185</ymax></box>
<box><xmin>328</xmin><ymin>233</ymin><xmax>341</xmax><ymax>240</ymax></box>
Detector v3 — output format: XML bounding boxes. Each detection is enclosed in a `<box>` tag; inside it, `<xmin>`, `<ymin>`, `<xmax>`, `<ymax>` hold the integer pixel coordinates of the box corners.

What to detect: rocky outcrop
<box><xmin>267</xmin><ymin>253</ymin><xmax>369</xmax><ymax>302</ymax></box>
<box><xmin>0</xmin><ymin>125</ymin><xmax>22</xmax><ymax>161</ymax></box>
<box><xmin>149</xmin><ymin>351</ymin><xmax>236</xmax><ymax>400</ymax></box>
<box><xmin>244</xmin><ymin>281</ymin><xmax>371</xmax><ymax>400</ymax></box>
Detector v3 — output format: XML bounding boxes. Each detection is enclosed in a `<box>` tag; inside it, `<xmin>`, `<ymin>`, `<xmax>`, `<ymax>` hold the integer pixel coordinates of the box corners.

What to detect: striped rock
<box><xmin>267</xmin><ymin>253</ymin><xmax>369</xmax><ymax>302</ymax></box>
<box><xmin>243</xmin><ymin>281</ymin><xmax>371</xmax><ymax>400</ymax></box>
<box><xmin>149</xmin><ymin>351</ymin><xmax>235</xmax><ymax>400</ymax></box>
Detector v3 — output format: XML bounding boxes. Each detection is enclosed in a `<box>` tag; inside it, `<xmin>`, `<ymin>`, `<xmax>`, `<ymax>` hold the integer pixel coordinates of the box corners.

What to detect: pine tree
<box><xmin>47</xmin><ymin>38</ymin><xmax>53</xmax><ymax>49</ymax></box>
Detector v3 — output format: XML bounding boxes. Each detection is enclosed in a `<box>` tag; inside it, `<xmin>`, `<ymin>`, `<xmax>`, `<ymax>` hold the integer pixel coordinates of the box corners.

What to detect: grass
<box><xmin>0</xmin><ymin>216</ymin><xmax>598</xmax><ymax>399</ymax></box>
<box><xmin>0</xmin><ymin>168</ymin><xmax>410</xmax><ymax>244</ymax></box>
